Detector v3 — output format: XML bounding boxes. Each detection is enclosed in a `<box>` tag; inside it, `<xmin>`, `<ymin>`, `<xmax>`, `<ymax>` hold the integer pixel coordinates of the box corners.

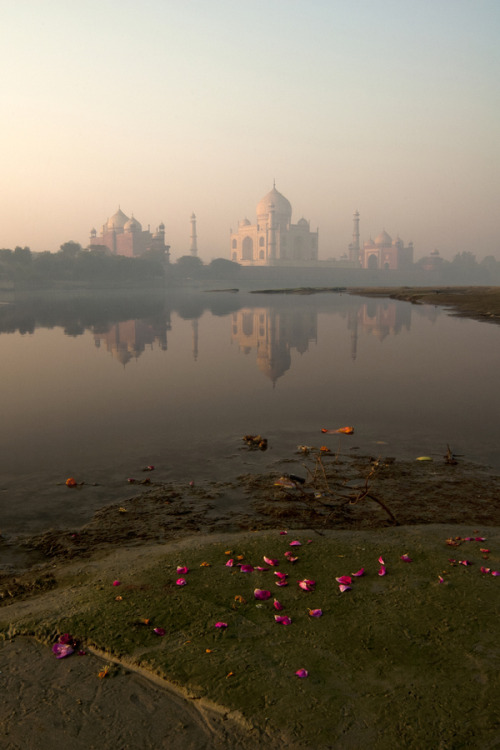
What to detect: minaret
<box><xmin>349</xmin><ymin>210</ymin><xmax>360</xmax><ymax>264</ymax></box>
<box><xmin>190</xmin><ymin>213</ymin><xmax>198</xmax><ymax>256</ymax></box>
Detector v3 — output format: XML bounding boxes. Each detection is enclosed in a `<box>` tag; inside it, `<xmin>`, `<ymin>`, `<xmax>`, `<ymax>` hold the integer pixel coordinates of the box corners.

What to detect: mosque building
<box><xmin>348</xmin><ymin>211</ymin><xmax>414</xmax><ymax>270</ymax></box>
<box><xmin>230</xmin><ymin>184</ymin><xmax>318</xmax><ymax>266</ymax></box>
<box><xmin>89</xmin><ymin>208</ymin><xmax>170</xmax><ymax>260</ymax></box>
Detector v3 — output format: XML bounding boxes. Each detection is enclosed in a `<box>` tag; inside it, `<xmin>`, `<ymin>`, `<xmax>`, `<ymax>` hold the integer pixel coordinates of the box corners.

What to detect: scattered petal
<box><xmin>240</xmin><ymin>564</ymin><xmax>254</xmax><ymax>573</ymax></box>
<box><xmin>298</xmin><ymin>579</ymin><xmax>316</xmax><ymax>591</ymax></box>
<box><xmin>308</xmin><ymin>608</ymin><xmax>323</xmax><ymax>617</ymax></box>
<box><xmin>378</xmin><ymin>566</ymin><xmax>386</xmax><ymax>577</ymax></box>
<box><xmin>200</xmin><ymin>561</ymin><xmax>211</xmax><ymax>567</ymax></box>
<box><xmin>115</xmin><ymin>595</ymin><xmax>123</xmax><ymax>601</ymax></box>
<box><xmin>289</xmin><ymin>541</ymin><xmax>301</xmax><ymax>547</ymax></box>
<box><xmin>234</xmin><ymin>595</ymin><xmax>246</xmax><ymax>603</ymax></box>
<box><xmin>279</xmin><ymin>530</ymin><xmax>288</xmax><ymax>535</ymax></box>
<box><xmin>225</xmin><ymin>550</ymin><xmax>233</xmax><ymax>555</ymax></box>
<box><xmin>336</xmin><ymin>576</ymin><xmax>352</xmax><ymax>585</ymax></box>
<box><xmin>225</xmin><ymin>559</ymin><xmax>235</xmax><ymax>568</ymax></box>
<box><xmin>176</xmin><ymin>578</ymin><xmax>187</xmax><ymax>586</ymax></box>
<box><xmin>295</xmin><ymin>669</ymin><xmax>308</xmax><ymax>678</ymax></box>
<box><xmin>480</xmin><ymin>549</ymin><xmax>490</xmax><ymax>553</ymax></box>
<box><xmin>275</xmin><ymin>580</ymin><xmax>288</xmax><ymax>587</ymax></box>
<box><xmin>176</xmin><ymin>566</ymin><xmax>189</xmax><ymax>574</ymax></box>
<box><xmin>274</xmin><ymin>571</ymin><xmax>288</xmax><ymax>579</ymax></box>
<box><xmin>438</xmin><ymin>575</ymin><xmax>445</xmax><ymax>583</ymax></box>
<box><xmin>378</xmin><ymin>556</ymin><xmax>385</xmax><ymax>565</ymax></box>
<box><xmin>400</xmin><ymin>554</ymin><xmax>413</xmax><ymax>562</ymax></box>
<box><xmin>475</xmin><ymin>537</ymin><xmax>486</xmax><ymax>542</ymax></box>
<box><xmin>491</xmin><ymin>571</ymin><xmax>500</xmax><ymax>576</ymax></box>
<box><xmin>205</xmin><ymin>649</ymin><xmax>212</xmax><ymax>653</ymax></box>
<box><xmin>459</xmin><ymin>560</ymin><xmax>472</xmax><ymax>566</ymax></box>
<box><xmin>338</xmin><ymin>584</ymin><xmax>351</xmax><ymax>593</ymax></box>
<box><xmin>273</xmin><ymin>599</ymin><xmax>284</xmax><ymax>611</ymax></box>
<box><xmin>263</xmin><ymin>556</ymin><xmax>279</xmax><ymax>566</ymax></box>
<box><xmin>352</xmin><ymin>568</ymin><xmax>365</xmax><ymax>577</ymax></box>
<box><xmin>274</xmin><ymin>615</ymin><xmax>292</xmax><ymax>625</ymax></box>
<box><xmin>112</xmin><ymin>580</ymin><xmax>121</xmax><ymax>587</ymax></box>
<box><xmin>254</xmin><ymin>588</ymin><xmax>271</xmax><ymax>600</ymax></box>
<box><xmin>52</xmin><ymin>643</ymin><xmax>74</xmax><ymax>659</ymax></box>
<box><xmin>153</xmin><ymin>627</ymin><xmax>166</xmax><ymax>636</ymax></box>
<box><xmin>255</xmin><ymin>566</ymin><xmax>269</xmax><ymax>571</ymax></box>
<box><xmin>215</xmin><ymin>622</ymin><xmax>228</xmax><ymax>629</ymax></box>
<box><xmin>480</xmin><ymin>567</ymin><xmax>491</xmax><ymax>574</ymax></box>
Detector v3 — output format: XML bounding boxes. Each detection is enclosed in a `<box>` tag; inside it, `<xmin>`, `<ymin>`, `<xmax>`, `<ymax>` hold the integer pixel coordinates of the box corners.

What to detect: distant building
<box><xmin>347</xmin><ymin>212</ymin><xmax>413</xmax><ymax>270</ymax></box>
<box><xmin>230</xmin><ymin>184</ymin><xmax>318</xmax><ymax>266</ymax></box>
<box><xmin>89</xmin><ymin>208</ymin><xmax>170</xmax><ymax>260</ymax></box>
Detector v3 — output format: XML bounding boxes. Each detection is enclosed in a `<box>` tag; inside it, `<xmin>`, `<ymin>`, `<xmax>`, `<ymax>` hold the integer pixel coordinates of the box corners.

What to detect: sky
<box><xmin>1</xmin><ymin>0</ymin><xmax>499</xmax><ymax>262</ymax></box>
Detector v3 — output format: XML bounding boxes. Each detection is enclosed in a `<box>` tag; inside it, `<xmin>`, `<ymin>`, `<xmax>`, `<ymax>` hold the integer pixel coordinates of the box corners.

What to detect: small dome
<box><xmin>125</xmin><ymin>215</ymin><xmax>142</xmax><ymax>232</ymax></box>
<box><xmin>297</xmin><ymin>217</ymin><xmax>308</xmax><ymax>226</ymax></box>
<box><xmin>374</xmin><ymin>230</ymin><xmax>392</xmax><ymax>246</ymax></box>
<box><xmin>239</xmin><ymin>218</ymin><xmax>251</xmax><ymax>227</ymax></box>
<box><xmin>107</xmin><ymin>208</ymin><xmax>129</xmax><ymax>231</ymax></box>
<box><xmin>257</xmin><ymin>186</ymin><xmax>292</xmax><ymax>221</ymax></box>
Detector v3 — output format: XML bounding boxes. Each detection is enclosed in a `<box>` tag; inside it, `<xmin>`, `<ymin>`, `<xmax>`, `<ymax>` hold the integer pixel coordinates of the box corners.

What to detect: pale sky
<box><xmin>1</xmin><ymin>0</ymin><xmax>499</xmax><ymax>261</ymax></box>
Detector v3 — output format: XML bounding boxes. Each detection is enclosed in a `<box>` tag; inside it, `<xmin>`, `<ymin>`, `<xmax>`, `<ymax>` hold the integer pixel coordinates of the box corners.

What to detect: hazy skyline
<box><xmin>1</xmin><ymin>0</ymin><xmax>499</xmax><ymax>261</ymax></box>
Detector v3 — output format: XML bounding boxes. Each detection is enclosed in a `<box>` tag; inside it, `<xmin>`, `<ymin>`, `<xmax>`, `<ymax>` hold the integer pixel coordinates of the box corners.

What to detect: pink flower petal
<box><xmin>336</xmin><ymin>575</ymin><xmax>352</xmax><ymax>585</ymax></box>
<box><xmin>480</xmin><ymin>567</ymin><xmax>491</xmax><ymax>574</ymax></box>
<box><xmin>400</xmin><ymin>554</ymin><xmax>412</xmax><ymax>562</ymax></box>
<box><xmin>279</xmin><ymin>531</ymin><xmax>288</xmax><ymax>535</ymax></box>
<box><xmin>112</xmin><ymin>580</ymin><xmax>121</xmax><ymax>587</ymax></box>
<box><xmin>240</xmin><ymin>564</ymin><xmax>254</xmax><ymax>573</ymax></box>
<box><xmin>274</xmin><ymin>615</ymin><xmax>292</xmax><ymax>625</ymax></box>
<box><xmin>438</xmin><ymin>575</ymin><xmax>445</xmax><ymax>583</ymax></box>
<box><xmin>254</xmin><ymin>588</ymin><xmax>271</xmax><ymax>600</ymax></box>
<box><xmin>285</xmin><ymin>555</ymin><xmax>299</xmax><ymax>563</ymax></box>
<box><xmin>491</xmin><ymin>571</ymin><xmax>500</xmax><ymax>576</ymax></box>
<box><xmin>215</xmin><ymin>622</ymin><xmax>228</xmax><ymax>629</ymax></box>
<box><xmin>378</xmin><ymin>556</ymin><xmax>385</xmax><ymax>565</ymax></box>
<box><xmin>273</xmin><ymin>599</ymin><xmax>284</xmax><ymax>610</ymax></box>
<box><xmin>153</xmin><ymin>627</ymin><xmax>166</xmax><ymax>636</ymax></box>
<box><xmin>225</xmin><ymin>559</ymin><xmax>234</xmax><ymax>567</ymax></box>
<box><xmin>263</xmin><ymin>556</ymin><xmax>279</xmax><ymax>566</ymax></box>
<box><xmin>275</xmin><ymin>580</ymin><xmax>288</xmax><ymax>587</ymax></box>
<box><xmin>308</xmin><ymin>608</ymin><xmax>323</xmax><ymax>617</ymax></box>
<box><xmin>475</xmin><ymin>537</ymin><xmax>486</xmax><ymax>542</ymax></box>
<box><xmin>274</xmin><ymin>571</ymin><xmax>288</xmax><ymax>579</ymax></box>
<box><xmin>480</xmin><ymin>548</ymin><xmax>490</xmax><ymax>553</ymax></box>
<box><xmin>338</xmin><ymin>584</ymin><xmax>351</xmax><ymax>593</ymax></box>
<box><xmin>378</xmin><ymin>566</ymin><xmax>386</xmax><ymax>576</ymax></box>
<box><xmin>295</xmin><ymin>669</ymin><xmax>308</xmax><ymax>678</ymax></box>
<box><xmin>298</xmin><ymin>579</ymin><xmax>315</xmax><ymax>591</ymax></box>
<box><xmin>352</xmin><ymin>568</ymin><xmax>365</xmax><ymax>577</ymax></box>
<box><xmin>289</xmin><ymin>541</ymin><xmax>301</xmax><ymax>547</ymax></box>
<box><xmin>255</xmin><ymin>566</ymin><xmax>269</xmax><ymax>571</ymax></box>
<box><xmin>52</xmin><ymin>643</ymin><xmax>74</xmax><ymax>659</ymax></box>
<box><xmin>176</xmin><ymin>566</ymin><xmax>189</xmax><ymax>574</ymax></box>
<box><xmin>176</xmin><ymin>578</ymin><xmax>187</xmax><ymax>586</ymax></box>
<box><xmin>459</xmin><ymin>560</ymin><xmax>472</xmax><ymax>566</ymax></box>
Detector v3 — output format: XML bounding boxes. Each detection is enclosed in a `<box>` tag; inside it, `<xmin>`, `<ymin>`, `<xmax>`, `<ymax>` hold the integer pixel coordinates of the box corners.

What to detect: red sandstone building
<box><xmin>89</xmin><ymin>208</ymin><xmax>170</xmax><ymax>260</ymax></box>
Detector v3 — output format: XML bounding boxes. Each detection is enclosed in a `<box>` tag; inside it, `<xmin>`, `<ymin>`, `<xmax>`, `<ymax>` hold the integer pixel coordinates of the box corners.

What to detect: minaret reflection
<box><xmin>347</xmin><ymin>300</ymin><xmax>411</xmax><ymax>359</ymax></box>
<box><xmin>231</xmin><ymin>307</ymin><xmax>317</xmax><ymax>385</ymax></box>
<box><xmin>93</xmin><ymin>315</ymin><xmax>170</xmax><ymax>365</ymax></box>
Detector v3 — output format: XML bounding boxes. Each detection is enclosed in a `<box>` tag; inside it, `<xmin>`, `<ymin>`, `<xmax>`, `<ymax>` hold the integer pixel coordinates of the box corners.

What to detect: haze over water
<box><xmin>1</xmin><ymin>292</ymin><xmax>499</xmax><ymax>536</ymax></box>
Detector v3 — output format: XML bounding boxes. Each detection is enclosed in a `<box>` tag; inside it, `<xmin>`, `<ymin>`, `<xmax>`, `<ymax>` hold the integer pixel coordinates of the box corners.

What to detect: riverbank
<box><xmin>348</xmin><ymin>285</ymin><xmax>500</xmax><ymax>324</ymax></box>
<box><xmin>1</xmin><ymin>451</ymin><xmax>500</xmax><ymax>748</ymax></box>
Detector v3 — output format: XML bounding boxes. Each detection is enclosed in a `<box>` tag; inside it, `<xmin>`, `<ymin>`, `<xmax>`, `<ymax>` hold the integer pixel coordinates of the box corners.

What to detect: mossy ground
<box><xmin>2</xmin><ymin>526</ymin><xmax>499</xmax><ymax>749</ymax></box>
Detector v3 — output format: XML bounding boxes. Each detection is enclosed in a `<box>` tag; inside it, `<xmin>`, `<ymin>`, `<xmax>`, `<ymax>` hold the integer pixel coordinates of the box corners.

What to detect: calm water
<box><xmin>1</xmin><ymin>290</ymin><xmax>499</xmax><ymax>536</ymax></box>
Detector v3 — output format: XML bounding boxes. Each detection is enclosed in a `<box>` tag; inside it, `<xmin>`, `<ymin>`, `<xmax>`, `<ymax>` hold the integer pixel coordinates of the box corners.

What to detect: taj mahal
<box><xmin>230</xmin><ymin>184</ymin><xmax>319</xmax><ymax>266</ymax></box>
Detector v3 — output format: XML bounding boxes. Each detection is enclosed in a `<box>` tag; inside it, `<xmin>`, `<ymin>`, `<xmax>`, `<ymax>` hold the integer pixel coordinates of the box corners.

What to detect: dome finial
<box><xmin>273</xmin><ymin>178</ymin><xmax>276</xmax><ymax>189</ymax></box>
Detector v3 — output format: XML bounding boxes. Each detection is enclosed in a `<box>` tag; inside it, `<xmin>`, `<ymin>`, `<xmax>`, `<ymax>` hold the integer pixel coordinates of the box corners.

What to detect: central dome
<box><xmin>256</xmin><ymin>186</ymin><xmax>292</xmax><ymax>222</ymax></box>
<box><xmin>107</xmin><ymin>208</ymin><xmax>129</xmax><ymax>231</ymax></box>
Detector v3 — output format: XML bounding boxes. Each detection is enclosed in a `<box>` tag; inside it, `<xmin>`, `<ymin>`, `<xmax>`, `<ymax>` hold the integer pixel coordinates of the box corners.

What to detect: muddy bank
<box><xmin>348</xmin><ymin>285</ymin><xmax>500</xmax><ymax>324</ymax></box>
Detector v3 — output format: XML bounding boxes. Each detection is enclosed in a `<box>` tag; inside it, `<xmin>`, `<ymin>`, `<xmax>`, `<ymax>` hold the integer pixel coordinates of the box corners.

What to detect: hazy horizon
<box><xmin>1</xmin><ymin>1</ymin><xmax>499</xmax><ymax>262</ymax></box>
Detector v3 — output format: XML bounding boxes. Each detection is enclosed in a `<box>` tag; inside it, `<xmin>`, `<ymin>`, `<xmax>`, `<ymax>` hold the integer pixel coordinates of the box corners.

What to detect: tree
<box><xmin>175</xmin><ymin>255</ymin><xmax>205</xmax><ymax>278</ymax></box>
<box><xmin>59</xmin><ymin>241</ymin><xmax>83</xmax><ymax>257</ymax></box>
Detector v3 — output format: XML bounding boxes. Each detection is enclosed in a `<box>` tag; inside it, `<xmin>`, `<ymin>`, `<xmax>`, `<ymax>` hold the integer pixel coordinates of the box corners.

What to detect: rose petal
<box><xmin>308</xmin><ymin>608</ymin><xmax>323</xmax><ymax>617</ymax></box>
<box><xmin>480</xmin><ymin>549</ymin><xmax>490</xmax><ymax>553</ymax></box>
<box><xmin>289</xmin><ymin>541</ymin><xmax>301</xmax><ymax>547</ymax></box>
<box><xmin>274</xmin><ymin>615</ymin><xmax>292</xmax><ymax>625</ymax></box>
<box><xmin>52</xmin><ymin>643</ymin><xmax>74</xmax><ymax>659</ymax></box>
<box><xmin>480</xmin><ymin>567</ymin><xmax>491</xmax><ymax>574</ymax></box>
<box><xmin>255</xmin><ymin>566</ymin><xmax>269</xmax><ymax>571</ymax></box>
<box><xmin>475</xmin><ymin>537</ymin><xmax>486</xmax><ymax>542</ymax></box>
<box><xmin>254</xmin><ymin>588</ymin><xmax>271</xmax><ymax>600</ymax></box>
<box><xmin>176</xmin><ymin>578</ymin><xmax>187</xmax><ymax>586</ymax></box>
<box><xmin>274</xmin><ymin>571</ymin><xmax>288</xmax><ymax>579</ymax></box>
<box><xmin>275</xmin><ymin>580</ymin><xmax>289</xmax><ymax>587</ymax></box>
<box><xmin>336</xmin><ymin>575</ymin><xmax>352</xmax><ymax>585</ymax></box>
<box><xmin>112</xmin><ymin>580</ymin><xmax>121</xmax><ymax>587</ymax></box>
<box><xmin>215</xmin><ymin>622</ymin><xmax>228</xmax><ymax>629</ymax></box>
<box><xmin>279</xmin><ymin>531</ymin><xmax>288</xmax><ymax>535</ymax></box>
<box><xmin>400</xmin><ymin>554</ymin><xmax>412</xmax><ymax>562</ymax></box>
<box><xmin>378</xmin><ymin>556</ymin><xmax>385</xmax><ymax>565</ymax></box>
<box><xmin>491</xmin><ymin>571</ymin><xmax>500</xmax><ymax>576</ymax></box>
<box><xmin>298</xmin><ymin>579</ymin><xmax>315</xmax><ymax>591</ymax></box>
<box><xmin>263</xmin><ymin>556</ymin><xmax>279</xmax><ymax>566</ymax></box>
<box><xmin>438</xmin><ymin>575</ymin><xmax>445</xmax><ymax>583</ymax></box>
<box><xmin>225</xmin><ymin>559</ymin><xmax>235</xmax><ymax>567</ymax></box>
<box><xmin>338</xmin><ymin>584</ymin><xmax>351</xmax><ymax>593</ymax></box>
<box><xmin>295</xmin><ymin>668</ymin><xmax>308</xmax><ymax>678</ymax></box>
<box><xmin>378</xmin><ymin>566</ymin><xmax>386</xmax><ymax>576</ymax></box>
<box><xmin>285</xmin><ymin>555</ymin><xmax>299</xmax><ymax>563</ymax></box>
<box><xmin>459</xmin><ymin>560</ymin><xmax>472</xmax><ymax>566</ymax></box>
<box><xmin>176</xmin><ymin>566</ymin><xmax>189</xmax><ymax>574</ymax></box>
<box><xmin>273</xmin><ymin>599</ymin><xmax>284</xmax><ymax>610</ymax></box>
<box><xmin>240</xmin><ymin>564</ymin><xmax>254</xmax><ymax>573</ymax></box>
<box><xmin>352</xmin><ymin>568</ymin><xmax>365</xmax><ymax>577</ymax></box>
<box><xmin>153</xmin><ymin>627</ymin><xmax>166</xmax><ymax>636</ymax></box>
